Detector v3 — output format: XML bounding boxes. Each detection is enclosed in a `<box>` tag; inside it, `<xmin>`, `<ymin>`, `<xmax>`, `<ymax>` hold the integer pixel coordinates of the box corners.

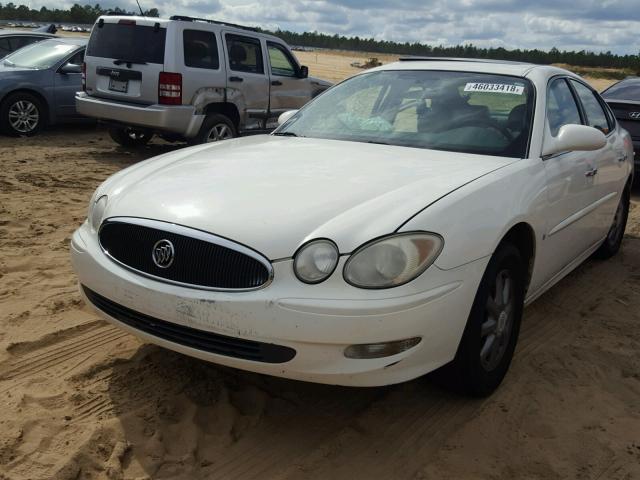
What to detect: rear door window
<box><xmin>183</xmin><ymin>29</ymin><xmax>219</xmax><ymax>69</ymax></box>
<box><xmin>225</xmin><ymin>34</ymin><xmax>264</xmax><ymax>74</ymax></box>
<box><xmin>570</xmin><ymin>80</ymin><xmax>612</xmax><ymax>134</ymax></box>
<box><xmin>547</xmin><ymin>78</ymin><xmax>582</xmax><ymax>136</ymax></box>
<box><xmin>87</xmin><ymin>23</ymin><xmax>166</xmax><ymax>64</ymax></box>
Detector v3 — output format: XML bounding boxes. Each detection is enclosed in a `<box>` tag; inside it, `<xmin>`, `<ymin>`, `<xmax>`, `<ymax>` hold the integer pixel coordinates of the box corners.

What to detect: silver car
<box><xmin>76</xmin><ymin>15</ymin><xmax>332</xmax><ymax>146</ymax></box>
<box><xmin>0</xmin><ymin>37</ymin><xmax>87</xmax><ymax>136</ymax></box>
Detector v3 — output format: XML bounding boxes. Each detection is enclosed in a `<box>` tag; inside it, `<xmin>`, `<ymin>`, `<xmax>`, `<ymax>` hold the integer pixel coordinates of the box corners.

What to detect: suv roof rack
<box><xmin>169</xmin><ymin>15</ymin><xmax>259</xmax><ymax>33</ymax></box>
<box><xmin>399</xmin><ymin>56</ymin><xmax>531</xmax><ymax>65</ymax></box>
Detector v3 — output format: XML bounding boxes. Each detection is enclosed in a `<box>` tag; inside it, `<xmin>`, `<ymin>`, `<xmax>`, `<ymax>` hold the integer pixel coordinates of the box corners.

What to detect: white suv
<box><xmin>76</xmin><ymin>15</ymin><xmax>332</xmax><ymax>146</ymax></box>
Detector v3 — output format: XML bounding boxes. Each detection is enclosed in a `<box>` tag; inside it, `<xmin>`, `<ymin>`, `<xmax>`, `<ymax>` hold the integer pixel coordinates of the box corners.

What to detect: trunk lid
<box><xmin>84</xmin><ymin>16</ymin><xmax>168</xmax><ymax>105</ymax></box>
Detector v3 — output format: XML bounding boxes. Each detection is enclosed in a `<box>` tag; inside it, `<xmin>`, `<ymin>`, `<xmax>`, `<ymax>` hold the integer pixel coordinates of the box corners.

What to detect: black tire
<box><xmin>108</xmin><ymin>126</ymin><xmax>153</xmax><ymax>147</ymax></box>
<box><xmin>593</xmin><ymin>186</ymin><xmax>630</xmax><ymax>259</ymax></box>
<box><xmin>190</xmin><ymin>113</ymin><xmax>236</xmax><ymax>145</ymax></box>
<box><xmin>435</xmin><ymin>242</ymin><xmax>525</xmax><ymax>397</ymax></box>
<box><xmin>0</xmin><ymin>92</ymin><xmax>46</xmax><ymax>136</ymax></box>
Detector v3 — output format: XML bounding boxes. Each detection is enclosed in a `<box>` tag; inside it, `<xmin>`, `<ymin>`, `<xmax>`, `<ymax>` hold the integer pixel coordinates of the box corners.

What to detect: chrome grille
<box><xmin>99</xmin><ymin>218</ymin><xmax>272</xmax><ymax>290</ymax></box>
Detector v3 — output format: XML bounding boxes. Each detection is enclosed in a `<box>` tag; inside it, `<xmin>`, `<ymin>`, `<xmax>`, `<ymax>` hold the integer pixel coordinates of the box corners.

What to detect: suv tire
<box><xmin>108</xmin><ymin>127</ymin><xmax>153</xmax><ymax>147</ymax></box>
<box><xmin>191</xmin><ymin>113</ymin><xmax>236</xmax><ymax>145</ymax></box>
<box><xmin>1</xmin><ymin>92</ymin><xmax>46</xmax><ymax>136</ymax></box>
<box><xmin>434</xmin><ymin>242</ymin><xmax>525</xmax><ymax>397</ymax></box>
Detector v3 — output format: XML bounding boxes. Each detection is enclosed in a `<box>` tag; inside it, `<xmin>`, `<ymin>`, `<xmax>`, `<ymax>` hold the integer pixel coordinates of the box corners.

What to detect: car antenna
<box><xmin>135</xmin><ymin>0</ymin><xmax>145</xmax><ymax>16</ymax></box>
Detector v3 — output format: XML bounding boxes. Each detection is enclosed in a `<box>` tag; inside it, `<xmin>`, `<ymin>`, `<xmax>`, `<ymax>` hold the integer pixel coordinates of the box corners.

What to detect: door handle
<box><xmin>271</xmin><ymin>80</ymin><xmax>283</xmax><ymax>86</ymax></box>
<box><xmin>584</xmin><ymin>168</ymin><xmax>598</xmax><ymax>177</ymax></box>
<box><xmin>229</xmin><ymin>76</ymin><xmax>243</xmax><ymax>82</ymax></box>
<box><xmin>617</xmin><ymin>154</ymin><xmax>627</xmax><ymax>162</ymax></box>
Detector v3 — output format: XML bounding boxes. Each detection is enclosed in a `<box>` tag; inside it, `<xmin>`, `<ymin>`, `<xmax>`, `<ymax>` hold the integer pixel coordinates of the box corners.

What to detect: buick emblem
<box><xmin>629</xmin><ymin>112</ymin><xmax>640</xmax><ymax>119</ymax></box>
<box><xmin>152</xmin><ymin>239</ymin><xmax>174</xmax><ymax>268</ymax></box>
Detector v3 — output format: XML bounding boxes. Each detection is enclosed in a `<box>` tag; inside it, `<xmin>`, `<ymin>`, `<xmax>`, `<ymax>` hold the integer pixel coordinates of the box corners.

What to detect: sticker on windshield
<box><xmin>464</xmin><ymin>83</ymin><xmax>524</xmax><ymax>95</ymax></box>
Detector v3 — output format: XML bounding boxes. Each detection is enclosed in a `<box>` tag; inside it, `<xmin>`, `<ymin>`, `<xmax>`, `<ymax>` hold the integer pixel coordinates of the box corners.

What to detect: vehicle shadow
<box><xmin>101</xmin><ymin>343</ymin><xmax>475</xmax><ymax>479</ymax></box>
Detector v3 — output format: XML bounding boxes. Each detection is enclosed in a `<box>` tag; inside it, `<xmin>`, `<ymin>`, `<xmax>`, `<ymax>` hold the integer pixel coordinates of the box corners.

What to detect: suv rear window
<box><xmin>87</xmin><ymin>23</ymin><xmax>166</xmax><ymax>64</ymax></box>
<box><xmin>183</xmin><ymin>29</ymin><xmax>219</xmax><ymax>69</ymax></box>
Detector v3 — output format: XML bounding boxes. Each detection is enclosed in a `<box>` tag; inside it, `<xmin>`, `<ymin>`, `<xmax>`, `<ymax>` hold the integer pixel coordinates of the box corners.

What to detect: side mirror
<box><xmin>298</xmin><ymin>65</ymin><xmax>309</xmax><ymax>79</ymax></box>
<box><xmin>59</xmin><ymin>63</ymin><xmax>82</xmax><ymax>74</ymax></box>
<box><xmin>542</xmin><ymin>124</ymin><xmax>607</xmax><ymax>157</ymax></box>
<box><xmin>278</xmin><ymin>110</ymin><xmax>298</xmax><ymax>126</ymax></box>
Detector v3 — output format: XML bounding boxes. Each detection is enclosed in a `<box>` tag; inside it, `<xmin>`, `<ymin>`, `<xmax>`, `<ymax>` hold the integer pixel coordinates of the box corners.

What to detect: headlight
<box><xmin>89</xmin><ymin>195</ymin><xmax>108</xmax><ymax>231</ymax></box>
<box><xmin>293</xmin><ymin>239</ymin><xmax>339</xmax><ymax>284</ymax></box>
<box><xmin>343</xmin><ymin>232</ymin><xmax>443</xmax><ymax>288</ymax></box>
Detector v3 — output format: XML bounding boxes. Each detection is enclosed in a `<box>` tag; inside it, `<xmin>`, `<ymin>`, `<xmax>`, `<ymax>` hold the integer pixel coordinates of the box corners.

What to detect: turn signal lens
<box><xmin>294</xmin><ymin>239</ymin><xmax>339</xmax><ymax>284</ymax></box>
<box><xmin>344</xmin><ymin>337</ymin><xmax>421</xmax><ymax>359</ymax></box>
<box><xmin>344</xmin><ymin>232</ymin><xmax>443</xmax><ymax>288</ymax></box>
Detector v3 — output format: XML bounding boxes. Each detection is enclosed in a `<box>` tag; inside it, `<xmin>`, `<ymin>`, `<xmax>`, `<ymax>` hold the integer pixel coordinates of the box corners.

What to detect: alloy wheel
<box><xmin>480</xmin><ymin>268</ymin><xmax>514</xmax><ymax>371</ymax></box>
<box><xmin>206</xmin><ymin>123</ymin><xmax>233</xmax><ymax>142</ymax></box>
<box><xmin>606</xmin><ymin>199</ymin><xmax>625</xmax><ymax>246</ymax></box>
<box><xmin>8</xmin><ymin>100</ymin><xmax>39</xmax><ymax>133</ymax></box>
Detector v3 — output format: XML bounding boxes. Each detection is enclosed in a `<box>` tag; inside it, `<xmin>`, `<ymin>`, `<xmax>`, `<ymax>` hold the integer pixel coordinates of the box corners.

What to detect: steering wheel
<box><xmin>431</xmin><ymin>116</ymin><xmax>514</xmax><ymax>141</ymax></box>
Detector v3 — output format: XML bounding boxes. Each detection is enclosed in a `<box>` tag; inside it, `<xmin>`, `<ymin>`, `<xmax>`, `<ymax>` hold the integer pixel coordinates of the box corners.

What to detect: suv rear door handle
<box><xmin>229</xmin><ymin>76</ymin><xmax>243</xmax><ymax>82</ymax></box>
<box><xmin>271</xmin><ymin>80</ymin><xmax>283</xmax><ymax>86</ymax></box>
<box><xmin>584</xmin><ymin>168</ymin><xmax>598</xmax><ymax>177</ymax></box>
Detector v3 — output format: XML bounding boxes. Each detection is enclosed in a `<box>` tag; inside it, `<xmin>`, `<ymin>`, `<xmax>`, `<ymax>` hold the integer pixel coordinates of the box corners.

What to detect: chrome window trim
<box><xmin>98</xmin><ymin>216</ymin><xmax>274</xmax><ymax>292</ymax></box>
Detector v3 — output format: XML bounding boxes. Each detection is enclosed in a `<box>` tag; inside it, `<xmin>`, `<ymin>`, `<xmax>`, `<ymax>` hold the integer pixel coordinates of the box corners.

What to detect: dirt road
<box><xmin>0</xmin><ymin>127</ymin><xmax>639</xmax><ymax>480</ymax></box>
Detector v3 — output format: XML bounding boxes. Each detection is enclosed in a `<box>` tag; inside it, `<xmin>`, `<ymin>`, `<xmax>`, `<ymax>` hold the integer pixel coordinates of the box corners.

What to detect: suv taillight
<box><xmin>81</xmin><ymin>62</ymin><xmax>86</xmax><ymax>91</ymax></box>
<box><xmin>159</xmin><ymin>72</ymin><xmax>182</xmax><ymax>105</ymax></box>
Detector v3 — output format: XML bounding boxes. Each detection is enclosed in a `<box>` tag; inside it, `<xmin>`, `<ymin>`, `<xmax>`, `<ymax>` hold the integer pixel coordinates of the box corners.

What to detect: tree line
<box><xmin>0</xmin><ymin>3</ymin><xmax>158</xmax><ymax>24</ymax></box>
<box><xmin>1</xmin><ymin>2</ymin><xmax>638</xmax><ymax>70</ymax></box>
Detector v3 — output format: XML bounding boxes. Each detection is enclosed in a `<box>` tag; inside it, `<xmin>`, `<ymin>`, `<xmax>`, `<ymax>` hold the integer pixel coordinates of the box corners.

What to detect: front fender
<box><xmin>399</xmin><ymin>157</ymin><xmax>547</xmax><ymax>271</ymax></box>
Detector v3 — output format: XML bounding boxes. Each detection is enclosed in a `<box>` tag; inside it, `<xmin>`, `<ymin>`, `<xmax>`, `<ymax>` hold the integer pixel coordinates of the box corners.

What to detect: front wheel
<box><xmin>435</xmin><ymin>243</ymin><xmax>525</xmax><ymax>396</ymax></box>
<box><xmin>108</xmin><ymin>126</ymin><xmax>153</xmax><ymax>147</ymax></box>
<box><xmin>1</xmin><ymin>92</ymin><xmax>45</xmax><ymax>136</ymax></box>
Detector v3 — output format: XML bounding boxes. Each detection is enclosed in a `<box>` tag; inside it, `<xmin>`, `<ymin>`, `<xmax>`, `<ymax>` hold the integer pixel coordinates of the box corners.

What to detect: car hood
<box><xmin>101</xmin><ymin>136</ymin><xmax>514</xmax><ymax>259</ymax></box>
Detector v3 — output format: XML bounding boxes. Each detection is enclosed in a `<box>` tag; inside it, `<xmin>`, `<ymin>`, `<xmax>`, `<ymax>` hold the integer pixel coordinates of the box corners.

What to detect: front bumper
<box><xmin>75</xmin><ymin>92</ymin><xmax>204</xmax><ymax>138</ymax></box>
<box><xmin>70</xmin><ymin>221</ymin><xmax>488</xmax><ymax>386</ymax></box>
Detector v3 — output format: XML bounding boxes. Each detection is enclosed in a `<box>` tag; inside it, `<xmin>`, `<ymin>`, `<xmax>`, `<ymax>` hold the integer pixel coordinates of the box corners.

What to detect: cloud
<box><xmin>31</xmin><ymin>0</ymin><xmax>640</xmax><ymax>54</ymax></box>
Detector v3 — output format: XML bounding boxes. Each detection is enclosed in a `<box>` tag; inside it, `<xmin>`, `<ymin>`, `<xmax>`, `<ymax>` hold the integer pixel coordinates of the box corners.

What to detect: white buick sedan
<box><xmin>71</xmin><ymin>59</ymin><xmax>634</xmax><ymax>395</ymax></box>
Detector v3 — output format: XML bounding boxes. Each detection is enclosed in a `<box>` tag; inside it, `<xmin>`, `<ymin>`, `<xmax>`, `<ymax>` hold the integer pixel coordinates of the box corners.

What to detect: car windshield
<box><xmin>3</xmin><ymin>40</ymin><xmax>76</xmax><ymax>69</ymax></box>
<box><xmin>277</xmin><ymin>70</ymin><xmax>534</xmax><ymax>158</ymax></box>
<box><xmin>602</xmin><ymin>81</ymin><xmax>640</xmax><ymax>101</ymax></box>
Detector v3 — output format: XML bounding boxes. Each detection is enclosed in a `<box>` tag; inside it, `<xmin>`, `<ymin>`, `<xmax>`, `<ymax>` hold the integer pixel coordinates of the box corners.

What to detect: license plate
<box><xmin>108</xmin><ymin>78</ymin><xmax>128</xmax><ymax>93</ymax></box>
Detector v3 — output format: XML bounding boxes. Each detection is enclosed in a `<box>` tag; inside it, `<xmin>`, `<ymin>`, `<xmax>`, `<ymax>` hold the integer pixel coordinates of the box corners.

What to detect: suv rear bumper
<box><xmin>76</xmin><ymin>92</ymin><xmax>204</xmax><ymax>138</ymax></box>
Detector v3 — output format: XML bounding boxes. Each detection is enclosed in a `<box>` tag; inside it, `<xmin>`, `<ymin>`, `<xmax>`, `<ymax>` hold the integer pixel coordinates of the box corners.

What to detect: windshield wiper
<box><xmin>273</xmin><ymin>131</ymin><xmax>303</xmax><ymax>137</ymax></box>
<box><xmin>113</xmin><ymin>59</ymin><xmax>147</xmax><ymax>66</ymax></box>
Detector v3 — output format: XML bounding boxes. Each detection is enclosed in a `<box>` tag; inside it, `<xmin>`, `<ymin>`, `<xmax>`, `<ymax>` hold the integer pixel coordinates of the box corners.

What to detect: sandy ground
<box><xmin>1</xmin><ymin>119</ymin><xmax>639</xmax><ymax>480</ymax></box>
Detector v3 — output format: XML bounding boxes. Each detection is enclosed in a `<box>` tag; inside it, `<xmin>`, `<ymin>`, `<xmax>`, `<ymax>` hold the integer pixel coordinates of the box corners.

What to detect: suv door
<box><xmin>569</xmin><ymin>79</ymin><xmax>627</xmax><ymax>236</ymax></box>
<box><xmin>223</xmin><ymin>32</ymin><xmax>269</xmax><ymax>130</ymax></box>
<box><xmin>84</xmin><ymin>19</ymin><xmax>167</xmax><ymax>105</ymax></box>
<box><xmin>266</xmin><ymin>41</ymin><xmax>310</xmax><ymax>125</ymax></box>
<box><xmin>54</xmin><ymin>49</ymin><xmax>85</xmax><ymax>118</ymax></box>
<box><xmin>538</xmin><ymin>77</ymin><xmax>602</xmax><ymax>285</ymax></box>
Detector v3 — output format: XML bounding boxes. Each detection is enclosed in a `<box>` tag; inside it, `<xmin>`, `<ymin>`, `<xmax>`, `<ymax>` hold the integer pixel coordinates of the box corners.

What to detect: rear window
<box><xmin>602</xmin><ymin>81</ymin><xmax>640</xmax><ymax>101</ymax></box>
<box><xmin>87</xmin><ymin>22</ymin><xmax>166</xmax><ymax>64</ymax></box>
<box><xmin>183</xmin><ymin>29</ymin><xmax>219</xmax><ymax>69</ymax></box>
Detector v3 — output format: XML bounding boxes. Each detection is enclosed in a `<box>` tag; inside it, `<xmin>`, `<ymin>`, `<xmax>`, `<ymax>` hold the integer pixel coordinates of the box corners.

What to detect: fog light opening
<box><xmin>344</xmin><ymin>337</ymin><xmax>421</xmax><ymax>359</ymax></box>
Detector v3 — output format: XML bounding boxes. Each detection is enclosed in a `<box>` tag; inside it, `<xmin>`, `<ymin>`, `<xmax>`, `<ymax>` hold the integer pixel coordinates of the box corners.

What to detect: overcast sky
<box><xmin>41</xmin><ymin>0</ymin><xmax>640</xmax><ymax>54</ymax></box>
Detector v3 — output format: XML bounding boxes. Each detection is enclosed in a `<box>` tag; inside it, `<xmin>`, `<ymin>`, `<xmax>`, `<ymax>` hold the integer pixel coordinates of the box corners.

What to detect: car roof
<box><xmin>0</xmin><ymin>30</ymin><xmax>57</xmax><ymax>38</ymax></box>
<box><xmin>38</xmin><ymin>37</ymin><xmax>88</xmax><ymax>46</ymax></box>
<box><xmin>97</xmin><ymin>15</ymin><xmax>285</xmax><ymax>43</ymax></box>
<box><xmin>370</xmin><ymin>58</ymin><xmax>579</xmax><ymax>82</ymax></box>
